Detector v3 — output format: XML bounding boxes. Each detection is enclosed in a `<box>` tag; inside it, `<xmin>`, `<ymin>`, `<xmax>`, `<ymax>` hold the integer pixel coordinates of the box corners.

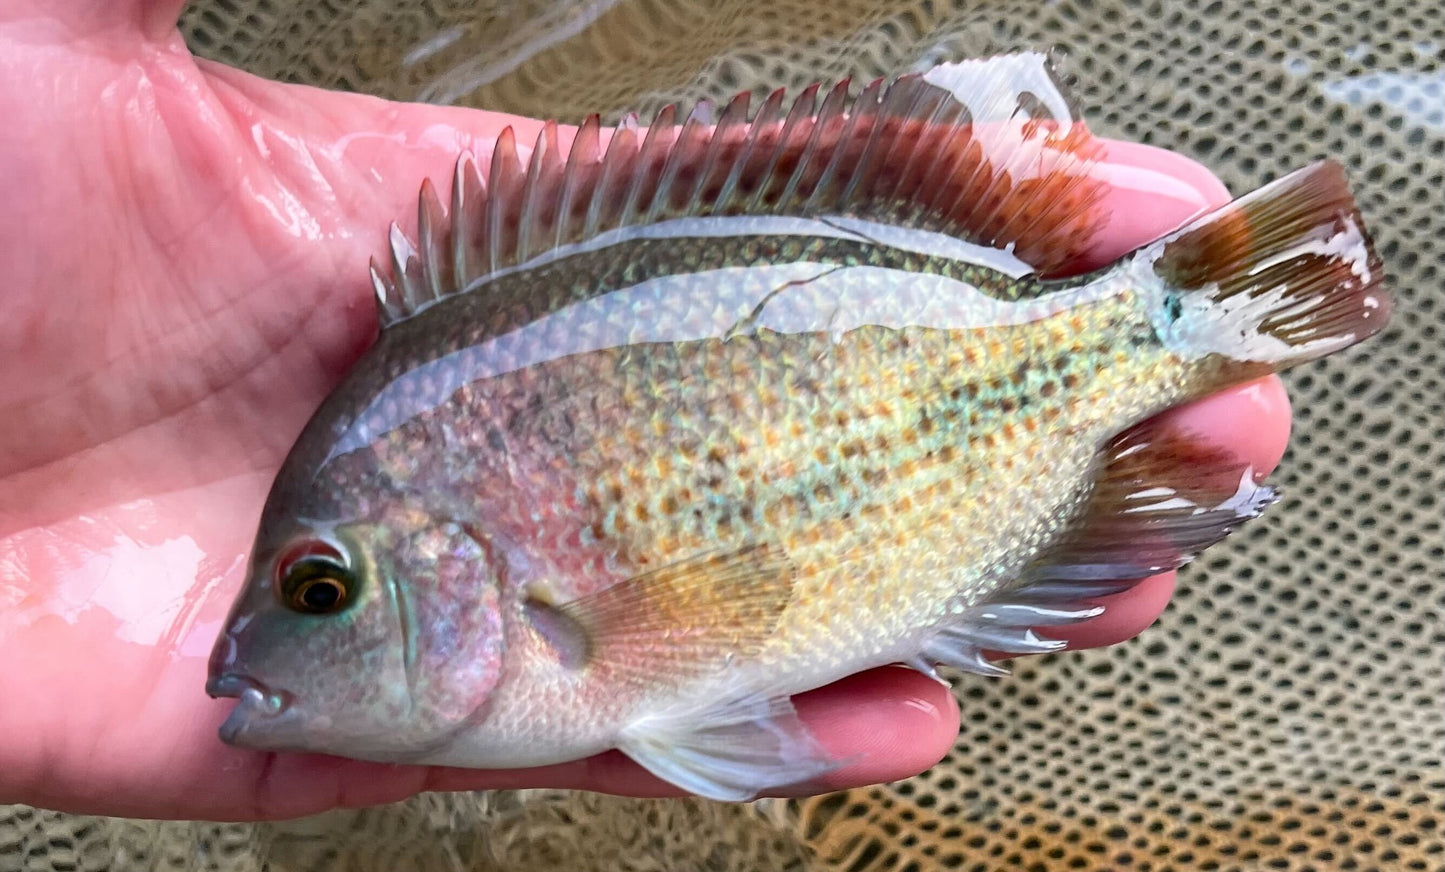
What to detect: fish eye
<box><xmin>275</xmin><ymin>540</ymin><xmax>355</xmax><ymax>615</ymax></box>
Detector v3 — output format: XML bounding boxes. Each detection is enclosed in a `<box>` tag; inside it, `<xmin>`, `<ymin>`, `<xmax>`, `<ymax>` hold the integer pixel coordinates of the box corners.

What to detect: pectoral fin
<box><xmin>526</xmin><ymin>544</ymin><xmax>797</xmax><ymax>681</ymax></box>
<box><xmin>526</xmin><ymin>545</ymin><xmax>828</xmax><ymax>801</ymax></box>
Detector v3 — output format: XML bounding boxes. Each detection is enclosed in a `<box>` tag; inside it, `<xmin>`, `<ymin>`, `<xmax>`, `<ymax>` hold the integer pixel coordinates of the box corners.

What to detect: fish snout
<box><xmin>207</xmin><ymin>672</ymin><xmax>293</xmax><ymax>744</ymax></box>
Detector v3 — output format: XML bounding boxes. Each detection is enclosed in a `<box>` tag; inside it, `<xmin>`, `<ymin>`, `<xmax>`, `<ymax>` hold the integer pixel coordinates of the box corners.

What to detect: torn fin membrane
<box><xmin>917</xmin><ymin>418</ymin><xmax>1280</xmax><ymax>678</ymax></box>
<box><xmin>372</xmin><ymin>52</ymin><xmax>1110</xmax><ymax>326</ymax></box>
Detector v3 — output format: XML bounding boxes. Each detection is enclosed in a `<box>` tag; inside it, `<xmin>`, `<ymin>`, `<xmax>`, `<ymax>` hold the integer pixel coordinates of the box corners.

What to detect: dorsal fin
<box><xmin>372</xmin><ymin>52</ymin><xmax>1109</xmax><ymax>327</ymax></box>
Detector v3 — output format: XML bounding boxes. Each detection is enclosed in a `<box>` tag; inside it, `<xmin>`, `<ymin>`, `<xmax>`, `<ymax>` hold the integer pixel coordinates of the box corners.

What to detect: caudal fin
<box><xmin>1145</xmin><ymin>160</ymin><xmax>1391</xmax><ymax>370</ymax></box>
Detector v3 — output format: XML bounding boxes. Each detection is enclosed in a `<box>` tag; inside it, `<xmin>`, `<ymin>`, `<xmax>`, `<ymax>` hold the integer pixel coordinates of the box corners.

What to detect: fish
<box><xmin>205</xmin><ymin>52</ymin><xmax>1391</xmax><ymax>801</ymax></box>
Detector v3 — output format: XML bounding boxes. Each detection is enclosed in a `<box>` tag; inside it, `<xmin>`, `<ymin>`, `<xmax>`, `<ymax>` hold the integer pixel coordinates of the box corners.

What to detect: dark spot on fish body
<box><xmin>1162</xmin><ymin>292</ymin><xmax>1184</xmax><ymax>324</ymax></box>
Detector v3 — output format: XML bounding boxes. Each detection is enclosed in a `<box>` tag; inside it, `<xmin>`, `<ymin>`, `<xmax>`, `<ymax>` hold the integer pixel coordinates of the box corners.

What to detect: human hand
<box><xmin>0</xmin><ymin>0</ymin><xmax>1291</xmax><ymax>821</ymax></box>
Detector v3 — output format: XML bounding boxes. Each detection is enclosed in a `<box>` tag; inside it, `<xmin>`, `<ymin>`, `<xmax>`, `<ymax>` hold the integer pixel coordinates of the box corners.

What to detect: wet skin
<box><xmin>0</xmin><ymin>0</ymin><xmax>1291</xmax><ymax>821</ymax></box>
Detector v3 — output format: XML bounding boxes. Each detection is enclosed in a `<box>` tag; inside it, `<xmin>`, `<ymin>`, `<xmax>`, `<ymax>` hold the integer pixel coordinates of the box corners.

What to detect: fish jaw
<box><xmin>206</xmin><ymin>673</ymin><xmax>298</xmax><ymax>746</ymax></box>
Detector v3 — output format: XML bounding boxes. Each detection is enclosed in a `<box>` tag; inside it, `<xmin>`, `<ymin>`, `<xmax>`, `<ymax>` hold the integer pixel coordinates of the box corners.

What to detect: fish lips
<box><xmin>206</xmin><ymin>673</ymin><xmax>295</xmax><ymax>745</ymax></box>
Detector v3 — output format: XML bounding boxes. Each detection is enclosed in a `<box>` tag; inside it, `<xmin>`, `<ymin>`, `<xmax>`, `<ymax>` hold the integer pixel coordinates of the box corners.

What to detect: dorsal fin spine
<box><xmin>776</xmin><ymin>81</ymin><xmax>843</xmax><ymax>213</ymax></box>
<box><xmin>369</xmin><ymin>258</ymin><xmax>403</xmax><ymax>325</ymax></box>
<box><xmin>586</xmin><ymin>115</ymin><xmax>639</xmax><ymax>239</ymax></box>
<box><xmin>804</xmin><ymin>79</ymin><xmax>856</xmax><ymax>206</ymax></box>
<box><xmin>484</xmin><ymin>127</ymin><xmax>519</xmax><ymax>276</ymax></box>
<box><xmin>517</xmin><ymin>122</ymin><xmax>558</xmax><ymax>264</ymax></box>
<box><xmin>750</xmin><ymin>82</ymin><xmax>819</xmax><ymax>213</ymax></box>
<box><xmin>716</xmin><ymin>87</ymin><xmax>785</xmax><ymax>213</ymax></box>
<box><xmin>416</xmin><ymin>178</ymin><xmax>449</xmax><ymax>303</ymax></box>
<box><xmin>872</xmin><ymin>78</ymin><xmax>936</xmax><ymax>206</ymax></box>
<box><xmin>387</xmin><ymin>223</ymin><xmax>420</xmax><ymax>312</ymax></box>
<box><xmin>802</xmin><ymin>77</ymin><xmax>865</xmax><ymax>213</ymax></box>
<box><xmin>621</xmin><ymin>104</ymin><xmax>676</xmax><ymax>231</ymax></box>
<box><xmin>556</xmin><ymin>115</ymin><xmax>602</xmax><ymax>249</ymax></box>
<box><xmin>450</xmin><ymin>152</ymin><xmax>483</xmax><ymax>290</ymax></box>
<box><xmin>836</xmin><ymin>78</ymin><xmax>889</xmax><ymax>209</ymax></box>
<box><xmin>648</xmin><ymin>104</ymin><xmax>711</xmax><ymax>224</ymax></box>
<box><xmin>695</xmin><ymin>92</ymin><xmax>751</xmax><ymax>215</ymax></box>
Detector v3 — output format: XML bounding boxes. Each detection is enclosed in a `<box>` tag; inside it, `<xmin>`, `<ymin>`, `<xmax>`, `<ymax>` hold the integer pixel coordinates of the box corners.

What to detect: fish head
<box><xmin>207</xmin><ymin>493</ymin><xmax>508</xmax><ymax>760</ymax></box>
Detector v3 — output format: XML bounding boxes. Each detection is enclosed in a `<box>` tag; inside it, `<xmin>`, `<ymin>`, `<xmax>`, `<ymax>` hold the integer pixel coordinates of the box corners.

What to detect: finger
<box><xmin>1048</xmin><ymin>571</ymin><xmax>1179</xmax><ymax>651</ymax></box>
<box><xmin>1079</xmin><ymin>139</ymin><xmax>1234</xmax><ymax>269</ymax></box>
<box><xmin>782</xmin><ymin>665</ymin><xmax>961</xmax><ymax>794</ymax></box>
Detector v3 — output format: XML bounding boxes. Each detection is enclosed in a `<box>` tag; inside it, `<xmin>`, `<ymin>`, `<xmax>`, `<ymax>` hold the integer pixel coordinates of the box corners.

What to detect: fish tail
<box><xmin>1139</xmin><ymin>160</ymin><xmax>1391</xmax><ymax>373</ymax></box>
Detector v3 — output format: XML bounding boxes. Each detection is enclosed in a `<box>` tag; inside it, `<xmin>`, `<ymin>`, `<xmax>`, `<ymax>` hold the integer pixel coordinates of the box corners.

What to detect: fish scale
<box><xmin>208</xmin><ymin>55</ymin><xmax>1389</xmax><ymax>802</ymax></box>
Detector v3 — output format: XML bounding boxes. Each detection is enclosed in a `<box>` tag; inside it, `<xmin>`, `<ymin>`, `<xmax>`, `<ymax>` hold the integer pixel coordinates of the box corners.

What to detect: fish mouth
<box><xmin>207</xmin><ymin>674</ymin><xmax>293</xmax><ymax>744</ymax></box>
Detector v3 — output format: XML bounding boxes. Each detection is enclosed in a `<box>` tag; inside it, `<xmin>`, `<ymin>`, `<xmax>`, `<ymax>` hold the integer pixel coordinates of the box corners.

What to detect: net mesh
<box><xmin>5</xmin><ymin>0</ymin><xmax>1442</xmax><ymax>869</ymax></box>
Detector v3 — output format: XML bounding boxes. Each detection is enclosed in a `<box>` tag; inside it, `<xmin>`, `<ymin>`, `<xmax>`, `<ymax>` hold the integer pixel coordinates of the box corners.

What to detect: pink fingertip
<box><xmin>1153</xmin><ymin>376</ymin><xmax>1294</xmax><ymax>475</ymax></box>
<box><xmin>1076</xmin><ymin>141</ymin><xmax>1234</xmax><ymax>270</ymax></box>
<box><xmin>796</xmin><ymin>667</ymin><xmax>960</xmax><ymax>792</ymax></box>
<box><xmin>1046</xmin><ymin>572</ymin><xmax>1179</xmax><ymax>651</ymax></box>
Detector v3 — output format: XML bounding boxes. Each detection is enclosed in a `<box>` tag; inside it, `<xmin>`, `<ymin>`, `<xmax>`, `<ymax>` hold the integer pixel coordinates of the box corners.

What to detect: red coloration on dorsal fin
<box><xmin>372</xmin><ymin>53</ymin><xmax>1110</xmax><ymax>327</ymax></box>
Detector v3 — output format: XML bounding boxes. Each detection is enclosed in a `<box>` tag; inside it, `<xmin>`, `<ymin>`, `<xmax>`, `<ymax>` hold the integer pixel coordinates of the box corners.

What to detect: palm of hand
<box><xmin>0</xmin><ymin>1</ymin><xmax>1290</xmax><ymax>822</ymax></box>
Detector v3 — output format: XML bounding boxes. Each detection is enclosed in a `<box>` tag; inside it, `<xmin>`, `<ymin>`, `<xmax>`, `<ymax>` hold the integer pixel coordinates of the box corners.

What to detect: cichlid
<box><xmin>206</xmin><ymin>53</ymin><xmax>1390</xmax><ymax>800</ymax></box>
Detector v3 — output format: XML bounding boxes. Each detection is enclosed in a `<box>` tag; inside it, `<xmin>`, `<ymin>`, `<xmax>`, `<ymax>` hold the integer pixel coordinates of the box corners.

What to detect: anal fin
<box><xmin>918</xmin><ymin>419</ymin><xmax>1280</xmax><ymax>678</ymax></box>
